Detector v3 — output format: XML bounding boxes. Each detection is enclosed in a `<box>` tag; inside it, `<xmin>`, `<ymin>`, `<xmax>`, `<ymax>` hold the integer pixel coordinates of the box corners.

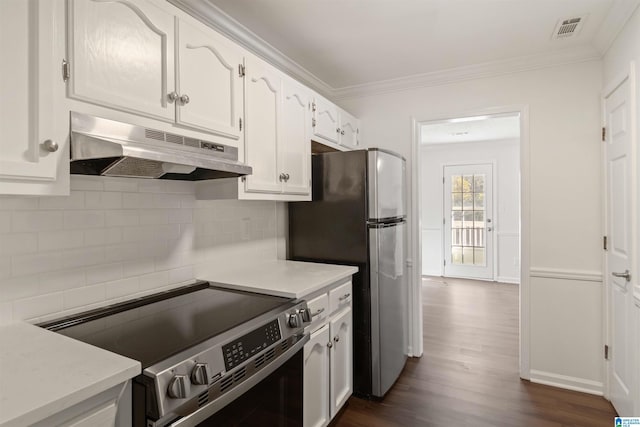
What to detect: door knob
<box><xmin>167</xmin><ymin>91</ymin><xmax>179</xmax><ymax>103</ymax></box>
<box><xmin>612</xmin><ymin>270</ymin><xmax>631</xmax><ymax>282</ymax></box>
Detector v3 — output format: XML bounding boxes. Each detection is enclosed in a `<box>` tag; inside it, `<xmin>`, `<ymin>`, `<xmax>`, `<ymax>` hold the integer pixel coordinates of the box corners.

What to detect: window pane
<box><xmin>451</xmin><ymin>211</ymin><xmax>463</xmax><ymax>228</ymax></box>
<box><xmin>451</xmin><ymin>246</ymin><xmax>463</xmax><ymax>264</ymax></box>
<box><xmin>462</xmin><ymin>247</ymin><xmax>474</xmax><ymax>265</ymax></box>
<box><xmin>474</xmin><ymin>175</ymin><xmax>485</xmax><ymax>193</ymax></box>
<box><xmin>463</xmin><ymin>228</ymin><xmax>473</xmax><ymax>246</ymax></box>
<box><xmin>463</xmin><ymin>211</ymin><xmax>474</xmax><ymax>228</ymax></box>
<box><xmin>474</xmin><ymin>211</ymin><xmax>484</xmax><ymax>228</ymax></box>
<box><xmin>452</xmin><ymin>176</ymin><xmax>463</xmax><ymax>192</ymax></box>
<box><xmin>452</xmin><ymin>193</ymin><xmax>462</xmax><ymax>210</ymax></box>
<box><xmin>462</xmin><ymin>175</ymin><xmax>474</xmax><ymax>193</ymax></box>
<box><xmin>474</xmin><ymin>229</ymin><xmax>485</xmax><ymax>247</ymax></box>
<box><xmin>463</xmin><ymin>193</ymin><xmax>473</xmax><ymax>210</ymax></box>
<box><xmin>474</xmin><ymin>248</ymin><xmax>486</xmax><ymax>266</ymax></box>
<box><xmin>474</xmin><ymin>192</ymin><xmax>485</xmax><ymax>210</ymax></box>
<box><xmin>452</xmin><ymin>228</ymin><xmax>462</xmax><ymax>246</ymax></box>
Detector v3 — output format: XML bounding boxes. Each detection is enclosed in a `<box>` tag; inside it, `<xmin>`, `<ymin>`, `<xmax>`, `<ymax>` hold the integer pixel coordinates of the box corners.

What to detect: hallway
<box><xmin>333</xmin><ymin>277</ymin><xmax>617</xmax><ymax>426</ymax></box>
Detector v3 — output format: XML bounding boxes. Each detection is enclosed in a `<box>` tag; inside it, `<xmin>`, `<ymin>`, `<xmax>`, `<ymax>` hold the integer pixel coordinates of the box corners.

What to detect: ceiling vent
<box><xmin>552</xmin><ymin>15</ymin><xmax>587</xmax><ymax>40</ymax></box>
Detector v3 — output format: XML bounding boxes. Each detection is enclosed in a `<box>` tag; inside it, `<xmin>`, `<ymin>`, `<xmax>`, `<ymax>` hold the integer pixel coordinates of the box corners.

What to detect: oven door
<box><xmin>168</xmin><ymin>334</ymin><xmax>308</xmax><ymax>427</ymax></box>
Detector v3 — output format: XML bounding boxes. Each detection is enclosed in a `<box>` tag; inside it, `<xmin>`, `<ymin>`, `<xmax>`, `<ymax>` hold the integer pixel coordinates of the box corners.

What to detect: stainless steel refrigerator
<box><xmin>288</xmin><ymin>148</ymin><xmax>407</xmax><ymax>398</ymax></box>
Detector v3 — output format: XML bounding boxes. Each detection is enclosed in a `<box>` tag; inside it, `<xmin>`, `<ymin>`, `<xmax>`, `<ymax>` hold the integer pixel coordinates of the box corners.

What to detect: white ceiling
<box><xmin>421</xmin><ymin>114</ymin><xmax>520</xmax><ymax>144</ymax></box>
<box><xmin>203</xmin><ymin>0</ymin><xmax>635</xmax><ymax>90</ymax></box>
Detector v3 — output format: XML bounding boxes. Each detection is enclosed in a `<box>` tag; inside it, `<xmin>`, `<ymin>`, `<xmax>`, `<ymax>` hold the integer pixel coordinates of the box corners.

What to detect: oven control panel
<box><xmin>222</xmin><ymin>319</ymin><xmax>281</xmax><ymax>370</ymax></box>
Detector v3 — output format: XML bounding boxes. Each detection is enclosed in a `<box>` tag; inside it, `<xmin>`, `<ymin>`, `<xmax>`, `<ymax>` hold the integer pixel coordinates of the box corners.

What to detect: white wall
<box><xmin>602</xmin><ymin>5</ymin><xmax>640</xmax><ymax>414</ymax></box>
<box><xmin>0</xmin><ymin>175</ymin><xmax>280</xmax><ymax>325</ymax></box>
<box><xmin>339</xmin><ymin>60</ymin><xmax>605</xmax><ymax>393</ymax></box>
<box><xmin>421</xmin><ymin>138</ymin><xmax>520</xmax><ymax>283</ymax></box>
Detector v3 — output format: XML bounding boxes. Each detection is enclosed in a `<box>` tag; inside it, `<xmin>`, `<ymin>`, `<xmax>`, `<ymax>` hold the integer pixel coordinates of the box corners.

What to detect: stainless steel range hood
<box><xmin>70</xmin><ymin>112</ymin><xmax>252</xmax><ymax>180</ymax></box>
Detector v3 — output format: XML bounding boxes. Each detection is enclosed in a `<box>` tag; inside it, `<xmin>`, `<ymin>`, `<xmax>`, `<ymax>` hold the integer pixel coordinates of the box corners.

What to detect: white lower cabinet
<box><xmin>303</xmin><ymin>281</ymin><xmax>353</xmax><ymax>427</ymax></box>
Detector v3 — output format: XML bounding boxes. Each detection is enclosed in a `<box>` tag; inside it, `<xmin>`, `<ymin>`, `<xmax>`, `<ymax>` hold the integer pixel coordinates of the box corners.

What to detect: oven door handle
<box><xmin>168</xmin><ymin>333</ymin><xmax>310</xmax><ymax>427</ymax></box>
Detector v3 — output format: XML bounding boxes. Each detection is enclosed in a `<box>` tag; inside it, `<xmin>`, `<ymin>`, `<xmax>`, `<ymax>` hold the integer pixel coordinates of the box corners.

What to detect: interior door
<box><xmin>604</xmin><ymin>72</ymin><xmax>634</xmax><ymax>416</ymax></box>
<box><xmin>443</xmin><ymin>164</ymin><xmax>494</xmax><ymax>280</ymax></box>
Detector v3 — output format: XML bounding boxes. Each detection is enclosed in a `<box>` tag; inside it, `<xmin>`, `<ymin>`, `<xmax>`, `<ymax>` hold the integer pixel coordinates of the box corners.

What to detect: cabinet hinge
<box><xmin>62</xmin><ymin>59</ymin><xmax>70</xmax><ymax>82</ymax></box>
<box><xmin>443</xmin><ymin>177</ymin><xmax>445</xmax><ymax>184</ymax></box>
<box><xmin>443</xmin><ymin>218</ymin><xmax>445</xmax><ymax>225</ymax></box>
<box><xmin>239</xmin><ymin>118</ymin><xmax>243</xmax><ymax>131</ymax></box>
<box><xmin>603</xmin><ymin>235</ymin><xmax>608</xmax><ymax>251</ymax></box>
<box><xmin>312</xmin><ymin>118</ymin><xmax>316</xmax><ymax>127</ymax></box>
<box><xmin>602</xmin><ymin>127</ymin><xmax>606</xmax><ymax>141</ymax></box>
<box><xmin>444</xmin><ymin>259</ymin><xmax>446</xmax><ymax>266</ymax></box>
<box><xmin>239</xmin><ymin>64</ymin><xmax>245</xmax><ymax>77</ymax></box>
<box><xmin>311</xmin><ymin>102</ymin><xmax>316</xmax><ymax>112</ymax></box>
<box><xmin>604</xmin><ymin>344</ymin><xmax>609</xmax><ymax>360</ymax></box>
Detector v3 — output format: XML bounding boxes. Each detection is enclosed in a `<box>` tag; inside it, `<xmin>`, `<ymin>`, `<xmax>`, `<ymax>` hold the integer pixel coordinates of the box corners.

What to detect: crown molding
<box><xmin>331</xmin><ymin>46</ymin><xmax>602</xmax><ymax>100</ymax></box>
<box><xmin>168</xmin><ymin>0</ymin><xmax>334</xmax><ymax>98</ymax></box>
<box><xmin>594</xmin><ymin>0</ymin><xmax>640</xmax><ymax>54</ymax></box>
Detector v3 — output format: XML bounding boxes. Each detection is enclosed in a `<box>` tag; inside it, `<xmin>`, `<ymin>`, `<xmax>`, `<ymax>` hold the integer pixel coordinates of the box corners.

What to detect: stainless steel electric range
<box><xmin>38</xmin><ymin>281</ymin><xmax>311</xmax><ymax>427</ymax></box>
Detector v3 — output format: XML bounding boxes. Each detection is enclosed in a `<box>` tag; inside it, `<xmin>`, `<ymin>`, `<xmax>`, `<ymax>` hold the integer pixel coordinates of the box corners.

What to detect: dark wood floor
<box><xmin>333</xmin><ymin>276</ymin><xmax>617</xmax><ymax>427</ymax></box>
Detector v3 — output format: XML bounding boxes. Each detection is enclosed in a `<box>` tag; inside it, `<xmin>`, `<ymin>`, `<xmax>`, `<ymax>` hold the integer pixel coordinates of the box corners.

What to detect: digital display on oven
<box><xmin>222</xmin><ymin>319</ymin><xmax>282</xmax><ymax>370</ymax></box>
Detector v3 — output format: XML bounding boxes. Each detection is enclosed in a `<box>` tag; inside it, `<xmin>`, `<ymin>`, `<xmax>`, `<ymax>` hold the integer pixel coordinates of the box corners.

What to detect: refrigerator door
<box><xmin>369</xmin><ymin>220</ymin><xmax>407</xmax><ymax>397</ymax></box>
<box><xmin>368</xmin><ymin>149</ymin><xmax>406</xmax><ymax>221</ymax></box>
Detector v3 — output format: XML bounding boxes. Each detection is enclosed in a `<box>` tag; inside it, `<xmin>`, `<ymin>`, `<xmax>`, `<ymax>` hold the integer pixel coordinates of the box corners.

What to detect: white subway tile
<box><xmin>0</xmin><ymin>212</ymin><xmax>10</xmax><ymax>233</ymax></box>
<box><xmin>13</xmin><ymin>292</ymin><xmax>64</xmax><ymax>321</ymax></box>
<box><xmin>38</xmin><ymin>230</ymin><xmax>84</xmax><ymax>251</ymax></box>
<box><xmin>138</xmin><ymin>180</ymin><xmax>165</xmax><ymax>193</ymax></box>
<box><xmin>105</xmin><ymin>243</ymin><xmax>140</xmax><ymax>263</ymax></box>
<box><xmin>121</xmin><ymin>225</ymin><xmax>177</xmax><ymax>243</ymax></box>
<box><xmin>105</xmin><ymin>277</ymin><xmax>139</xmax><ymax>300</ymax></box>
<box><xmin>164</xmin><ymin>180</ymin><xmax>195</xmax><ymax>194</ymax></box>
<box><xmin>84</xmin><ymin>228</ymin><xmax>123</xmax><ymax>246</ymax></box>
<box><xmin>122</xmin><ymin>258</ymin><xmax>155</xmax><ymax>277</ymax></box>
<box><xmin>39</xmin><ymin>191</ymin><xmax>85</xmax><ymax>210</ymax></box>
<box><xmin>12</xmin><ymin>211</ymin><xmax>64</xmax><ymax>232</ymax></box>
<box><xmin>153</xmin><ymin>193</ymin><xmax>181</xmax><ymax>208</ymax></box>
<box><xmin>139</xmin><ymin>209</ymin><xmax>169</xmax><ymax>225</ymax></box>
<box><xmin>168</xmin><ymin>266</ymin><xmax>194</xmax><ymax>284</ymax></box>
<box><xmin>70</xmin><ymin>176</ymin><xmax>104</xmax><ymax>191</ymax></box>
<box><xmin>85</xmin><ymin>191</ymin><xmax>122</xmax><ymax>209</ymax></box>
<box><xmin>105</xmin><ymin>210</ymin><xmax>139</xmax><ymax>227</ymax></box>
<box><xmin>0</xmin><ymin>233</ymin><xmax>38</xmax><ymax>255</ymax></box>
<box><xmin>138</xmin><ymin>240</ymin><xmax>169</xmax><ymax>258</ymax></box>
<box><xmin>86</xmin><ymin>262</ymin><xmax>123</xmax><ymax>285</ymax></box>
<box><xmin>12</xmin><ymin>252</ymin><xmax>64</xmax><ymax>277</ymax></box>
<box><xmin>180</xmin><ymin>195</ymin><xmax>196</xmax><ymax>208</ymax></box>
<box><xmin>60</xmin><ymin>246</ymin><xmax>105</xmax><ymax>269</ymax></box>
<box><xmin>103</xmin><ymin>177</ymin><xmax>139</xmax><ymax>192</ymax></box>
<box><xmin>168</xmin><ymin>209</ymin><xmax>193</xmax><ymax>224</ymax></box>
<box><xmin>63</xmin><ymin>284</ymin><xmax>105</xmax><ymax>310</ymax></box>
<box><xmin>39</xmin><ymin>269</ymin><xmax>86</xmax><ymax>292</ymax></box>
<box><xmin>155</xmin><ymin>250</ymin><xmax>193</xmax><ymax>271</ymax></box>
<box><xmin>63</xmin><ymin>210</ymin><xmax>105</xmax><ymax>229</ymax></box>
<box><xmin>139</xmin><ymin>271</ymin><xmax>169</xmax><ymax>291</ymax></box>
<box><xmin>0</xmin><ymin>276</ymin><xmax>40</xmax><ymax>302</ymax></box>
<box><xmin>122</xmin><ymin>193</ymin><xmax>153</xmax><ymax>209</ymax></box>
<box><xmin>0</xmin><ymin>197</ymin><xmax>39</xmax><ymax>211</ymax></box>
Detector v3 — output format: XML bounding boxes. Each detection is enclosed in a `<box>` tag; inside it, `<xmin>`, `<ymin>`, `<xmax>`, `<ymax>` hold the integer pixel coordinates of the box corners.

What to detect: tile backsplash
<box><xmin>0</xmin><ymin>176</ymin><xmax>281</xmax><ymax>325</ymax></box>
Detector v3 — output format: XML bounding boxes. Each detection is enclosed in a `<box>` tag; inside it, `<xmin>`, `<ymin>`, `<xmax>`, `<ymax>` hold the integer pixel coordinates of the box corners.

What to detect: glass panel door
<box><xmin>443</xmin><ymin>164</ymin><xmax>493</xmax><ymax>280</ymax></box>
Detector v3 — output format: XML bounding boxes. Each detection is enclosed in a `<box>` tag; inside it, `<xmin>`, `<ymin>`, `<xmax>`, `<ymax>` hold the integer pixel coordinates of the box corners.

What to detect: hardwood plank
<box><xmin>332</xmin><ymin>277</ymin><xmax>617</xmax><ymax>426</ymax></box>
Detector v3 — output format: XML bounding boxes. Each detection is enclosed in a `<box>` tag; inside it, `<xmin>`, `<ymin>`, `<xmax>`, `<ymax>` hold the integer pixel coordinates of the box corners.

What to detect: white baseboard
<box><xmin>497</xmin><ymin>276</ymin><xmax>520</xmax><ymax>284</ymax></box>
<box><xmin>529</xmin><ymin>369</ymin><xmax>604</xmax><ymax>396</ymax></box>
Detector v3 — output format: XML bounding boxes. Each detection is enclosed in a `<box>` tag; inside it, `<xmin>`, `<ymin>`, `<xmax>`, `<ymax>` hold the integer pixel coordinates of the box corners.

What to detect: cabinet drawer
<box><xmin>306</xmin><ymin>293</ymin><xmax>329</xmax><ymax>330</ymax></box>
<box><xmin>329</xmin><ymin>281</ymin><xmax>352</xmax><ymax>315</ymax></box>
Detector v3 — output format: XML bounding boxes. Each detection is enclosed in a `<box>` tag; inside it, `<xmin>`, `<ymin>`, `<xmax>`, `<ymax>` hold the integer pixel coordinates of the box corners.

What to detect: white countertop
<box><xmin>199</xmin><ymin>260</ymin><xmax>358</xmax><ymax>299</ymax></box>
<box><xmin>0</xmin><ymin>322</ymin><xmax>141</xmax><ymax>427</ymax></box>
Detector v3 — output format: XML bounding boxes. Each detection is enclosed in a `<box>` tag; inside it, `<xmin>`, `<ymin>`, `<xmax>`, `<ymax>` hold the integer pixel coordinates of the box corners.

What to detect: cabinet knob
<box><xmin>285</xmin><ymin>173</ymin><xmax>290</xmax><ymax>181</ymax></box>
<box><xmin>180</xmin><ymin>94</ymin><xmax>190</xmax><ymax>105</ymax></box>
<box><xmin>167</xmin><ymin>91</ymin><xmax>179</xmax><ymax>103</ymax></box>
<box><xmin>334</xmin><ymin>335</ymin><xmax>340</xmax><ymax>343</ymax></box>
<box><xmin>341</xmin><ymin>130</ymin><xmax>345</xmax><ymax>135</ymax></box>
<box><xmin>327</xmin><ymin>342</ymin><xmax>333</xmax><ymax>348</ymax></box>
<box><xmin>279</xmin><ymin>173</ymin><xmax>286</xmax><ymax>182</ymax></box>
<box><xmin>336</xmin><ymin>128</ymin><xmax>341</xmax><ymax>133</ymax></box>
<box><xmin>41</xmin><ymin>140</ymin><xmax>59</xmax><ymax>153</ymax></box>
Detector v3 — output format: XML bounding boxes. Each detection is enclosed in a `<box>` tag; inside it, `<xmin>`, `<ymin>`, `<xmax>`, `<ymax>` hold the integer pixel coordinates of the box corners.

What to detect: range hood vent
<box><xmin>70</xmin><ymin>112</ymin><xmax>252</xmax><ymax>181</ymax></box>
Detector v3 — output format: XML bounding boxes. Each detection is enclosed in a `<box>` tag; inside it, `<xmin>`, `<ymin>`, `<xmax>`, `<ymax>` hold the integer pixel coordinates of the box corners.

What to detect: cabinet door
<box><xmin>304</xmin><ymin>324</ymin><xmax>330</xmax><ymax>427</ymax></box>
<box><xmin>281</xmin><ymin>78</ymin><xmax>311</xmax><ymax>195</ymax></box>
<box><xmin>0</xmin><ymin>0</ymin><xmax>69</xmax><ymax>195</ymax></box>
<box><xmin>329</xmin><ymin>306</ymin><xmax>353</xmax><ymax>417</ymax></box>
<box><xmin>339</xmin><ymin>110</ymin><xmax>360</xmax><ymax>149</ymax></box>
<box><xmin>68</xmin><ymin>0</ymin><xmax>175</xmax><ymax>121</ymax></box>
<box><xmin>312</xmin><ymin>97</ymin><xmax>339</xmax><ymax>144</ymax></box>
<box><xmin>176</xmin><ymin>17</ymin><xmax>243</xmax><ymax>141</ymax></box>
<box><xmin>243</xmin><ymin>56</ymin><xmax>282</xmax><ymax>193</ymax></box>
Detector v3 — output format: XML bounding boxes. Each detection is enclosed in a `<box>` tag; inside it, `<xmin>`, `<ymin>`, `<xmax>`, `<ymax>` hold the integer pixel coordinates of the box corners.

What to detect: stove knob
<box><xmin>191</xmin><ymin>362</ymin><xmax>211</xmax><ymax>386</ymax></box>
<box><xmin>167</xmin><ymin>375</ymin><xmax>190</xmax><ymax>399</ymax></box>
<box><xmin>288</xmin><ymin>312</ymin><xmax>301</xmax><ymax>328</ymax></box>
<box><xmin>299</xmin><ymin>307</ymin><xmax>312</xmax><ymax>323</ymax></box>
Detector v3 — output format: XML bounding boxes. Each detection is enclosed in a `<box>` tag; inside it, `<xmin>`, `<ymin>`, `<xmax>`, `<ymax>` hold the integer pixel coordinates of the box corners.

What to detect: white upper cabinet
<box><xmin>0</xmin><ymin>0</ymin><xmax>69</xmax><ymax>196</ymax></box>
<box><xmin>243</xmin><ymin>55</ymin><xmax>282</xmax><ymax>194</ymax></box>
<box><xmin>337</xmin><ymin>109</ymin><xmax>361</xmax><ymax>149</ymax></box>
<box><xmin>280</xmin><ymin>78</ymin><xmax>311</xmax><ymax>195</ymax></box>
<box><xmin>312</xmin><ymin>96</ymin><xmax>340</xmax><ymax>144</ymax></box>
<box><xmin>68</xmin><ymin>0</ymin><xmax>176</xmax><ymax>121</ymax></box>
<box><xmin>176</xmin><ymin>17</ymin><xmax>243</xmax><ymax>140</ymax></box>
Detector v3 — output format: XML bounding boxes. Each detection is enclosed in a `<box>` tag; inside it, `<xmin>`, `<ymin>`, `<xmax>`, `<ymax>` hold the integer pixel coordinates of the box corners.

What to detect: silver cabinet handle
<box><xmin>311</xmin><ymin>307</ymin><xmax>325</xmax><ymax>317</ymax></box>
<box><xmin>327</xmin><ymin>341</ymin><xmax>333</xmax><ymax>348</ymax></box>
<box><xmin>285</xmin><ymin>173</ymin><xmax>290</xmax><ymax>181</ymax></box>
<box><xmin>333</xmin><ymin>335</ymin><xmax>340</xmax><ymax>343</ymax></box>
<box><xmin>279</xmin><ymin>173</ymin><xmax>286</xmax><ymax>182</ymax></box>
<box><xmin>41</xmin><ymin>139</ymin><xmax>59</xmax><ymax>153</ymax></box>
<box><xmin>180</xmin><ymin>94</ymin><xmax>190</xmax><ymax>105</ymax></box>
<box><xmin>339</xmin><ymin>293</ymin><xmax>351</xmax><ymax>301</ymax></box>
<box><xmin>612</xmin><ymin>270</ymin><xmax>631</xmax><ymax>282</ymax></box>
<box><xmin>167</xmin><ymin>91</ymin><xmax>179</xmax><ymax>103</ymax></box>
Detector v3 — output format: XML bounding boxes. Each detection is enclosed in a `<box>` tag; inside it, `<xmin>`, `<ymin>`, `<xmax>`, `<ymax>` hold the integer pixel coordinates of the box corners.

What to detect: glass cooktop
<box><xmin>38</xmin><ymin>282</ymin><xmax>290</xmax><ymax>368</ymax></box>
